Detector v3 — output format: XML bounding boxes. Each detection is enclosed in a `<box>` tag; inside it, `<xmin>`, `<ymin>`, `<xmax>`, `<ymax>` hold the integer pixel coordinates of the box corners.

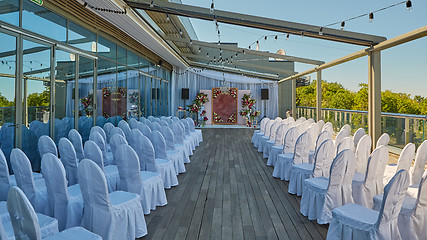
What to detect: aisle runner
<box><xmin>212</xmin><ymin>87</ymin><xmax>238</xmax><ymax>125</ymax></box>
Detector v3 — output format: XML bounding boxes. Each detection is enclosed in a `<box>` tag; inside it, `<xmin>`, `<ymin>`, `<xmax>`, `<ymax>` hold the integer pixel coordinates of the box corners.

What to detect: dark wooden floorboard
<box><xmin>140</xmin><ymin>128</ymin><xmax>328</xmax><ymax>240</ymax></box>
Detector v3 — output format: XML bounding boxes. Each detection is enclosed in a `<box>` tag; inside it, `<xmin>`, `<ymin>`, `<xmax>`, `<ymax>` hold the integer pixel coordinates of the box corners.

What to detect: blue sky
<box><xmin>181</xmin><ymin>0</ymin><xmax>427</xmax><ymax>96</ymax></box>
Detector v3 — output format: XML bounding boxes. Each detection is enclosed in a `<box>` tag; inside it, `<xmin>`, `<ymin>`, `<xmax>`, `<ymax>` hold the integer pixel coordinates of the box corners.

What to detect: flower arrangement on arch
<box><xmin>200</xmin><ymin>110</ymin><xmax>208</xmax><ymax>126</ymax></box>
<box><xmin>239</xmin><ymin>93</ymin><xmax>260</xmax><ymax>125</ymax></box>
<box><xmin>213</xmin><ymin>112</ymin><xmax>223</xmax><ymax>122</ymax></box>
<box><xmin>187</xmin><ymin>92</ymin><xmax>209</xmax><ymax>114</ymax></box>
<box><xmin>212</xmin><ymin>88</ymin><xmax>221</xmax><ymax>99</ymax></box>
<box><xmin>79</xmin><ymin>93</ymin><xmax>93</xmax><ymax>116</ymax></box>
<box><xmin>227</xmin><ymin>112</ymin><xmax>237</xmax><ymax>123</ymax></box>
<box><xmin>229</xmin><ymin>88</ymin><xmax>237</xmax><ymax>99</ymax></box>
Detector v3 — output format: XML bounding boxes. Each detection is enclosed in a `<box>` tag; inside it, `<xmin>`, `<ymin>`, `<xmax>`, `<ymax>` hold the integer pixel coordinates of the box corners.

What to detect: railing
<box><xmin>297</xmin><ymin>106</ymin><xmax>426</xmax><ymax>149</ymax></box>
<box><xmin>0</xmin><ymin>106</ymin><xmax>50</xmax><ymax>126</ymax></box>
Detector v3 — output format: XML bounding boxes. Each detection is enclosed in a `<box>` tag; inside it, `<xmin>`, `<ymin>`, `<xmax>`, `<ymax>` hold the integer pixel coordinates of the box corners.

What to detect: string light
<box><xmin>369</xmin><ymin>12</ymin><xmax>374</xmax><ymax>23</ymax></box>
<box><xmin>406</xmin><ymin>0</ymin><xmax>412</xmax><ymax>12</ymax></box>
<box><xmin>210</xmin><ymin>1</ymin><xmax>214</xmax><ymax>14</ymax></box>
<box><xmin>319</xmin><ymin>27</ymin><xmax>323</xmax><ymax>36</ymax></box>
<box><xmin>340</xmin><ymin>21</ymin><xmax>345</xmax><ymax>30</ymax></box>
<box><xmin>198</xmin><ymin>47</ymin><xmax>201</xmax><ymax>53</ymax></box>
<box><xmin>179</xmin><ymin>29</ymin><xmax>183</xmax><ymax>35</ymax></box>
<box><xmin>150</xmin><ymin>1</ymin><xmax>154</xmax><ymax>7</ymax></box>
<box><xmin>166</xmin><ymin>14</ymin><xmax>170</xmax><ymax>21</ymax></box>
<box><xmin>286</xmin><ymin>34</ymin><xmax>289</xmax><ymax>40</ymax></box>
<box><xmin>189</xmin><ymin>39</ymin><xmax>193</xmax><ymax>45</ymax></box>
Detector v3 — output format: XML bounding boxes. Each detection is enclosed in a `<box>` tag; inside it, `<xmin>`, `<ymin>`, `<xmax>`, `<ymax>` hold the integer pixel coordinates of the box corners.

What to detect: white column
<box><xmin>368</xmin><ymin>51</ymin><xmax>381</xmax><ymax>149</ymax></box>
<box><xmin>316</xmin><ymin>70</ymin><xmax>322</xmax><ymax>122</ymax></box>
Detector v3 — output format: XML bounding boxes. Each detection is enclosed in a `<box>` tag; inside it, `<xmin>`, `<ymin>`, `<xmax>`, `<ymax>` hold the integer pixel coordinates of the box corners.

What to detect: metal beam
<box><xmin>279</xmin><ymin>26</ymin><xmax>427</xmax><ymax>83</ymax></box>
<box><xmin>164</xmin><ymin>36</ymin><xmax>324</xmax><ymax>65</ymax></box>
<box><xmin>127</xmin><ymin>0</ymin><xmax>386</xmax><ymax>46</ymax></box>
<box><xmin>187</xmin><ymin>61</ymin><xmax>280</xmax><ymax>80</ymax></box>
<box><xmin>292</xmin><ymin>79</ymin><xmax>296</xmax><ymax>118</ymax></box>
<box><xmin>316</xmin><ymin>70</ymin><xmax>322</xmax><ymax>122</ymax></box>
<box><xmin>183</xmin><ymin>53</ymin><xmax>297</xmax><ymax>75</ymax></box>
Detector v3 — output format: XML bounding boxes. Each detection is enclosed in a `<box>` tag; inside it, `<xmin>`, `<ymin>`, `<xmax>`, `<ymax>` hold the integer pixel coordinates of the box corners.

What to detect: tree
<box><xmin>0</xmin><ymin>93</ymin><xmax>13</xmax><ymax>107</ymax></box>
<box><xmin>27</xmin><ymin>86</ymin><xmax>50</xmax><ymax>107</ymax></box>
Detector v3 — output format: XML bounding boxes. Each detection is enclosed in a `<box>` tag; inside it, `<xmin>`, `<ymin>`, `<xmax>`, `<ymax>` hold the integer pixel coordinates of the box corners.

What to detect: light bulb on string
<box><xmin>198</xmin><ymin>47</ymin><xmax>201</xmax><ymax>53</ymax></box>
<box><xmin>166</xmin><ymin>14</ymin><xmax>170</xmax><ymax>21</ymax></box>
<box><xmin>150</xmin><ymin>1</ymin><xmax>154</xmax><ymax>7</ymax></box>
<box><xmin>210</xmin><ymin>2</ymin><xmax>214</xmax><ymax>14</ymax></box>
<box><xmin>179</xmin><ymin>29</ymin><xmax>183</xmax><ymax>35</ymax></box>
<box><xmin>406</xmin><ymin>0</ymin><xmax>412</xmax><ymax>12</ymax></box>
<box><xmin>369</xmin><ymin>12</ymin><xmax>374</xmax><ymax>23</ymax></box>
<box><xmin>207</xmin><ymin>53</ymin><xmax>209</xmax><ymax>58</ymax></box>
<box><xmin>300</xmin><ymin>31</ymin><xmax>304</xmax><ymax>38</ymax></box>
<box><xmin>286</xmin><ymin>34</ymin><xmax>289</xmax><ymax>40</ymax></box>
<box><xmin>220</xmin><ymin>48</ymin><xmax>222</xmax><ymax>53</ymax></box>
<box><xmin>274</xmin><ymin>35</ymin><xmax>278</xmax><ymax>41</ymax></box>
<box><xmin>264</xmin><ymin>36</ymin><xmax>267</xmax><ymax>41</ymax></box>
<box><xmin>189</xmin><ymin>39</ymin><xmax>193</xmax><ymax>45</ymax></box>
<box><xmin>242</xmin><ymin>49</ymin><xmax>245</xmax><ymax>54</ymax></box>
<box><xmin>319</xmin><ymin>27</ymin><xmax>323</xmax><ymax>36</ymax></box>
<box><xmin>340</xmin><ymin>21</ymin><xmax>345</xmax><ymax>30</ymax></box>
<box><xmin>248</xmin><ymin>45</ymin><xmax>251</xmax><ymax>49</ymax></box>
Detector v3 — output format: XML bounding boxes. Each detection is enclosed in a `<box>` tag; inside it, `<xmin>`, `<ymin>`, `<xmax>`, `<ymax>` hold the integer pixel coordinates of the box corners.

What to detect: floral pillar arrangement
<box><xmin>187</xmin><ymin>92</ymin><xmax>209</xmax><ymax>126</ymax></box>
<box><xmin>80</xmin><ymin>93</ymin><xmax>93</xmax><ymax>116</ymax></box>
<box><xmin>239</xmin><ymin>93</ymin><xmax>260</xmax><ymax>127</ymax></box>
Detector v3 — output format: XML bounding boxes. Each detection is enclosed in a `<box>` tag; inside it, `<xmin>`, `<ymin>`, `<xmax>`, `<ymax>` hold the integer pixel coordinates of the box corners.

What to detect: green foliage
<box><xmin>297</xmin><ymin>80</ymin><xmax>426</xmax><ymax>115</ymax></box>
<box><xmin>0</xmin><ymin>93</ymin><xmax>14</xmax><ymax>107</ymax></box>
<box><xmin>27</xmin><ymin>86</ymin><xmax>50</xmax><ymax>107</ymax></box>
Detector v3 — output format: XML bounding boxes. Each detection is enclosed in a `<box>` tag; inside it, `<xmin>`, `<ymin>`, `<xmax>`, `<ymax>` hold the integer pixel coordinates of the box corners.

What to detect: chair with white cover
<box><xmin>58</xmin><ymin>138</ymin><xmax>78</xmax><ymax>186</ymax></box>
<box><xmin>289</xmin><ymin>139</ymin><xmax>335</xmax><ymax>196</ymax></box>
<box><xmin>77</xmin><ymin>159</ymin><xmax>147</xmax><ymax>239</ymax></box>
<box><xmin>186</xmin><ymin>117</ymin><xmax>203</xmax><ymax>144</ymax></box>
<box><xmin>352</xmin><ymin>128</ymin><xmax>365</xmax><ymax>149</ymax></box>
<box><xmin>0</xmin><ymin>149</ymin><xmax>15</xmax><ymax>201</ymax></box>
<box><xmin>110</xmin><ymin>127</ymin><xmax>126</xmax><ymax>140</ymax></box>
<box><xmin>160</xmin><ymin>126</ymin><xmax>188</xmax><ymax>167</ymax></box>
<box><xmin>103</xmin><ymin>122</ymin><xmax>115</xmax><ymax>143</ymax></box>
<box><xmin>409</xmin><ymin>140</ymin><xmax>427</xmax><ymax>187</ymax></box>
<box><xmin>137</xmin><ymin>122</ymin><xmax>152</xmax><ymax>137</ymax></box>
<box><xmin>252</xmin><ymin>118</ymin><xmax>269</xmax><ymax>147</ymax></box>
<box><xmin>262</xmin><ymin>122</ymin><xmax>281</xmax><ymax>159</ymax></box>
<box><xmin>7</xmin><ymin>186</ymin><xmax>101</xmax><ymax>240</ymax></box>
<box><xmin>109</xmin><ymin>132</ymin><xmax>128</xmax><ymax>157</ymax></box>
<box><xmin>89</xmin><ymin>131</ymin><xmax>113</xmax><ymax>166</ymax></box>
<box><xmin>327</xmin><ymin>169</ymin><xmax>410</xmax><ymax>240</ymax></box>
<box><xmin>151</xmin><ymin>122</ymin><xmax>162</xmax><ymax>132</ymax></box>
<box><xmin>170</xmin><ymin>123</ymin><xmax>192</xmax><ymax>162</ymax></box>
<box><xmin>180</xmin><ymin>119</ymin><xmax>197</xmax><ymax>150</ymax></box>
<box><xmin>118</xmin><ymin>120</ymin><xmax>131</xmax><ymax>139</ymax></box>
<box><xmin>84</xmin><ymin>141</ymin><xmax>119</xmax><ymax>193</ymax></box>
<box><xmin>266</xmin><ymin>123</ymin><xmax>289</xmax><ymax>166</ymax></box>
<box><xmin>90</xmin><ymin>126</ymin><xmax>106</xmax><ymax>143</ymax></box>
<box><xmin>334</xmin><ymin>125</ymin><xmax>351</xmax><ymax>149</ymax></box>
<box><xmin>309</xmin><ymin>131</ymin><xmax>333</xmax><ymax>164</ymax></box>
<box><xmin>316</xmin><ymin>120</ymin><xmax>325</xmax><ymax>136</ymax></box>
<box><xmin>150</xmin><ymin>130</ymin><xmax>186</xmax><ymax>174</ymax></box>
<box><xmin>336</xmin><ymin>137</ymin><xmax>355</xmax><ymax>155</ymax></box>
<box><xmin>182</xmin><ymin>118</ymin><xmax>199</xmax><ymax>147</ymax></box>
<box><xmin>128</xmin><ymin>118</ymin><xmax>138</xmax><ymax>129</ymax></box>
<box><xmin>41</xmin><ymin>153</ymin><xmax>84</xmax><ymax>230</ymax></box>
<box><xmin>171</xmin><ymin>122</ymin><xmax>193</xmax><ymax>157</ymax></box>
<box><xmin>115</xmin><ymin>144</ymin><xmax>167</xmax><ymax>215</ymax></box>
<box><xmin>354</xmin><ymin>134</ymin><xmax>372</xmax><ymax>175</ymax></box>
<box><xmin>273</xmin><ymin>130</ymin><xmax>311</xmax><ymax>181</ymax></box>
<box><xmin>258</xmin><ymin>120</ymin><xmax>275</xmax><ymax>152</ymax></box>
<box><xmin>322</xmin><ymin>122</ymin><xmax>334</xmax><ymax>137</ymax></box>
<box><xmin>10</xmin><ymin>148</ymin><xmax>50</xmax><ymax>215</ymax></box>
<box><xmin>352</xmin><ymin>145</ymin><xmax>389</xmax><ymax>208</ymax></box>
<box><xmin>129</xmin><ymin>129</ymin><xmax>178</xmax><ymax>189</ymax></box>
<box><xmin>383</xmin><ymin>143</ymin><xmax>415</xmax><ymax>184</ymax></box>
<box><xmin>159</xmin><ymin>119</ymin><xmax>169</xmax><ymax>127</ymax></box>
<box><xmin>68</xmin><ymin>129</ymin><xmax>84</xmax><ymax>162</ymax></box>
<box><xmin>295</xmin><ymin>117</ymin><xmax>306</xmax><ymax>124</ymax></box>
<box><xmin>272</xmin><ymin>127</ymin><xmax>299</xmax><ymax>177</ymax></box>
<box><xmin>301</xmin><ymin>149</ymin><xmax>356</xmax><ymax>224</ymax></box>
<box><xmin>38</xmin><ymin>135</ymin><xmax>58</xmax><ymax>159</ymax></box>
<box><xmin>376</xmin><ymin>133</ymin><xmax>390</xmax><ymax>147</ymax></box>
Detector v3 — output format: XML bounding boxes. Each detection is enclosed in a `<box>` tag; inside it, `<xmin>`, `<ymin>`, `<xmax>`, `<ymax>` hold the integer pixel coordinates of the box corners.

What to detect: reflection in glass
<box><xmin>0</xmin><ymin>0</ymin><xmax>19</xmax><ymax>25</ymax></box>
<box><xmin>98</xmin><ymin>36</ymin><xmax>116</xmax><ymax>60</ymax></box>
<box><xmin>68</xmin><ymin>21</ymin><xmax>97</xmax><ymax>53</ymax></box>
<box><xmin>127</xmin><ymin>68</ymin><xmax>139</xmax><ymax>119</ymax></box>
<box><xmin>0</xmin><ymin>32</ymin><xmax>16</xmax><ymax>126</ymax></box>
<box><xmin>97</xmin><ymin>58</ymin><xmax>117</xmax><ymax>125</ymax></box>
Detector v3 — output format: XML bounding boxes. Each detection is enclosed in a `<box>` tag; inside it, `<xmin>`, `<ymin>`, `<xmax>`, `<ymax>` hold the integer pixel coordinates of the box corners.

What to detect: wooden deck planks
<box><xmin>140</xmin><ymin>128</ymin><xmax>328</xmax><ymax>240</ymax></box>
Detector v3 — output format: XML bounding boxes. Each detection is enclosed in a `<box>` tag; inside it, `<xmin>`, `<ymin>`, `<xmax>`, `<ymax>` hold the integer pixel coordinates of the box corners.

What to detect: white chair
<box><xmin>315</xmin><ymin>120</ymin><xmax>325</xmax><ymax>136</ymax></box>
<box><xmin>84</xmin><ymin>141</ymin><xmax>119</xmax><ymax>193</ymax></box>
<box><xmin>90</xmin><ymin>126</ymin><xmax>106</xmax><ymax>142</ymax></box>
<box><xmin>306</xmin><ymin>123</ymin><xmax>319</xmax><ymax>153</ymax></box>
<box><xmin>295</xmin><ymin>117</ymin><xmax>306</xmax><ymax>124</ymax></box>
<box><xmin>309</xmin><ymin>131</ymin><xmax>332</xmax><ymax>164</ymax></box>
<box><xmin>110</xmin><ymin>127</ymin><xmax>126</xmax><ymax>140</ymax></box>
<box><xmin>410</xmin><ymin>140</ymin><xmax>427</xmax><ymax>187</ymax></box>
<box><xmin>262</xmin><ymin>122</ymin><xmax>281</xmax><ymax>159</ymax></box>
<box><xmin>336</xmin><ymin>137</ymin><xmax>355</xmax><ymax>155</ymax></box>
<box><xmin>272</xmin><ymin>127</ymin><xmax>298</xmax><ymax>177</ymax></box>
<box><xmin>58</xmin><ymin>138</ymin><xmax>78</xmax><ymax>186</ymax></box>
<box><xmin>150</xmin><ymin>130</ymin><xmax>186</xmax><ymax>174</ymax></box>
<box><xmin>186</xmin><ymin>117</ymin><xmax>203</xmax><ymax>144</ymax></box>
<box><xmin>128</xmin><ymin>118</ymin><xmax>138</xmax><ymax>129</ymax></box>
<box><xmin>334</xmin><ymin>125</ymin><xmax>351</xmax><ymax>149</ymax></box>
<box><xmin>300</xmin><ymin>149</ymin><xmax>356</xmax><ymax>224</ymax></box>
<box><xmin>103</xmin><ymin>122</ymin><xmax>115</xmax><ymax>143</ymax></box>
<box><xmin>137</xmin><ymin>122</ymin><xmax>152</xmax><ymax>137</ymax></box>
<box><xmin>151</xmin><ymin>122</ymin><xmax>162</xmax><ymax>132</ymax></box>
<box><xmin>129</xmin><ymin>129</ymin><xmax>178</xmax><ymax>189</ymax></box>
<box><xmin>10</xmin><ymin>149</ymin><xmax>50</xmax><ymax>215</ymax></box>
<box><xmin>170</xmin><ymin>122</ymin><xmax>193</xmax><ymax>159</ymax></box>
<box><xmin>354</xmin><ymin>134</ymin><xmax>372</xmax><ymax>174</ymax></box>
<box><xmin>7</xmin><ymin>186</ymin><xmax>101</xmax><ymax>240</ymax></box>
<box><xmin>289</xmin><ymin>139</ymin><xmax>335</xmax><ymax>196</ymax></box>
<box><xmin>118</xmin><ymin>120</ymin><xmax>131</xmax><ymax>139</ymax></box>
<box><xmin>0</xmin><ymin>149</ymin><xmax>14</xmax><ymax>201</ymax></box>
<box><xmin>322</xmin><ymin>122</ymin><xmax>334</xmax><ymax>137</ymax></box>
<box><xmin>41</xmin><ymin>153</ymin><xmax>84</xmax><ymax>230</ymax></box>
<box><xmin>180</xmin><ymin>120</ymin><xmax>197</xmax><ymax>150</ymax></box>
<box><xmin>327</xmin><ymin>169</ymin><xmax>410</xmax><ymax>240</ymax></box>
<box><xmin>252</xmin><ymin>118</ymin><xmax>269</xmax><ymax>147</ymax></box>
<box><xmin>258</xmin><ymin>120</ymin><xmax>275</xmax><ymax>152</ymax></box>
<box><xmin>376</xmin><ymin>133</ymin><xmax>390</xmax><ymax>147</ymax></box>
<box><xmin>352</xmin><ymin>145</ymin><xmax>389</xmax><ymax>208</ymax></box>
<box><xmin>383</xmin><ymin>143</ymin><xmax>415</xmax><ymax>184</ymax></box>
<box><xmin>160</xmin><ymin>126</ymin><xmax>188</xmax><ymax>168</ymax></box>
<box><xmin>68</xmin><ymin>129</ymin><xmax>84</xmax><ymax>162</ymax></box>
<box><xmin>38</xmin><ymin>135</ymin><xmax>58</xmax><ymax>159</ymax></box>
<box><xmin>266</xmin><ymin>123</ymin><xmax>288</xmax><ymax>167</ymax></box>
<box><xmin>109</xmin><ymin>133</ymin><xmax>128</xmax><ymax>158</ymax></box>
<box><xmin>89</xmin><ymin>131</ymin><xmax>113</xmax><ymax>166</ymax></box>
<box><xmin>115</xmin><ymin>144</ymin><xmax>167</xmax><ymax>215</ymax></box>
<box><xmin>352</xmin><ymin>128</ymin><xmax>365</xmax><ymax>149</ymax></box>
<box><xmin>77</xmin><ymin>159</ymin><xmax>147</xmax><ymax>240</ymax></box>
<box><xmin>273</xmin><ymin>130</ymin><xmax>311</xmax><ymax>181</ymax></box>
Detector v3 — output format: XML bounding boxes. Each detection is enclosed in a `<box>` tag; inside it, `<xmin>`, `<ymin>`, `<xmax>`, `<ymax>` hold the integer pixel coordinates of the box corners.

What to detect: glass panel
<box><xmin>117</xmin><ymin>64</ymin><xmax>127</xmax><ymax>120</ymax></box>
<box><xmin>0</xmin><ymin>0</ymin><xmax>19</xmax><ymax>25</ymax></box>
<box><xmin>98</xmin><ymin>36</ymin><xmax>116</xmax><ymax>60</ymax></box>
<box><xmin>78</xmin><ymin>56</ymin><xmax>94</xmax><ymax>142</ymax></box>
<box><xmin>127</xmin><ymin>68</ymin><xmax>139</xmax><ymax>119</ymax></box>
<box><xmin>68</xmin><ymin>21</ymin><xmax>97</xmax><ymax>53</ymax></box>
<box><xmin>97</xmin><ymin>58</ymin><xmax>117</xmax><ymax>125</ymax></box>
<box><xmin>55</xmin><ymin>49</ymin><xmax>75</xmax><ymax>138</ymax></box>
<box><xmin>23</xmin><ymin>0</ymin><xmax>67</xmax><ymax>42</ymax></box>
<box><xmin>127</xmin><ymin>51</ymin><xmax>138</xmax><ymax>69</ymax></box>
<box><xmin>146</xmin><ymin>77</ymin><xmax>152</xmax><ymax>116</ymax></box>
<box><xmin>117</xmin><ymin>45</ymin><xmax>126</xmax><ymax>65</ymax></box>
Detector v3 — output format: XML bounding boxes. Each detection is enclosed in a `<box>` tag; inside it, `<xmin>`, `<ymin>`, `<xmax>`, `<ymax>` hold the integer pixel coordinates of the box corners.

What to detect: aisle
<box><xmin>141</xmin><ymin>128</ymin><xmax>328</xmax><ymax>240</ymax></box>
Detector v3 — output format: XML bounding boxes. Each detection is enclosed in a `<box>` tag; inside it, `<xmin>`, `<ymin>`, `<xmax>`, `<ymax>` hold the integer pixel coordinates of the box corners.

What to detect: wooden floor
<box><xmin>141</xmin><ymin>128</ymin><xmax>328</xmax><ymax>240</ymax></box>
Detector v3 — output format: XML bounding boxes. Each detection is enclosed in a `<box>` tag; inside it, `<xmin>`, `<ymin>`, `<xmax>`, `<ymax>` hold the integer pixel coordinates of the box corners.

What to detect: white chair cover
<box><xmin>383</xmin><ymin>143</ymin><xmax>415</xmax><ymax>184</ymax></box>
<box><xmin>180</xmin><ymin>120</ymin><xmax>197</xmax><ymax>150</ymax></box>
<box><xmin>38</xmin><ymin>135</ymin><xmax>58</xmax><ymax>158</ymax></box>
<box><xmin>41</xmin><ymin>153</ymin><xmax>84</xmax><ymax>230</ymax></box>
<box><xmin>353</xmin><ymin>128</ymin><xmax>365</xmax><ymax>148</ymax></box>
<box><xmin>118</xmin><ymin>120</ymin><xmax>131</xmax><ymax>139</ymax></box>
<box><xmin>10</xmin><ymin>149</ymin><xmax>50</xmax><ymax>215</ymax></box>
<box><xmin>0</xmin><ymin>149</ymin><xmax>14</xmax><ymax>201</ymax></box>
<box><xmin>309</xmin><ymin>131</ymin><xmax>332</xmax><ymax>164</ymax></box>
<box><xmin>352</xmin><ymin>145</ymin><xmax>389</xmax><ymax>208</ymax></box>
<box><xmin>266</xmin><ymin>124</ymin><xmax>288</xmax><ymax>166</ymax></box>
<box><xmin>410</xmin><ymin>140</ymin><xmax>427</xmax><ymax>186</ymax></box>
<box><xmin>316</xmin><ymin>120</ymin><xmax>325</xmax><ymax>136</ymax></box>
<box><xmin>295</xmin><ymin>117</ymin><xmax>306</xmax><ymax>124</ymax></box>
<box><xmin>327</xmin><ymin>169</ymin><xmax>410</xmax><ymax>240</ymax></box>
<box><xmin>334</xmin><ymin>126</ymin><xmax>351</xmax><ymax>149</ymax></box>
<box><xmin>170</xmin><ymin>123</ymin><xmax>193</xmax><ymax>158</ymax></box>
<box><xmin>89</xmin><ymin>132</ymin><xmax>111</xmax><ymax>166</ymax></box>
<box><xmin>273</xmin><ymin>130</ymin><xmax>311</xmax><ymax>181</ymax></box>
<box><xmin>336</xmin><ymin>137</ymin><xmax>355</xmax><ymax>155</ymax></box>
<box><xmin>252</xmin><ymin>118</ymin><xmax>269</xmax><ymax>147</ymax></box>
<box><xmin>355</xmin><ymin>134</ymin><xmax>372</xmax><ymax>174</ymax></box>
<box><xmin>161</xmin><ymin>126</ymin><xmax>189</xmax><ymax>165</ymax></box>
<box><xmin>129</xmin><ymin>129</ymin><xmax>178</xmax><ymax>189</ymax></box>
<box><xmin>300</xmin><ymin>149</ymin><xmax>356</xmax><ymax>224</ymax></box>
<box><xmin>58</xmin><ymin>138</ymin><xmax>78</xmax><ymax>186</ymax></box>
<box><xmin>186</xmin><ymin>117</ymin><xmax>203</xmax><ymax>144</ymax></box>
<box><xmin>151</xmin><ymin>130</ymin><xmax>186</xmax><ymax>174</ymax></box>
<box><xmin>77</xmin><ymin>159</ymin><xmax>147</xmax><ymax>239</ymax></box>
<box><xmin>115</xmin><ymin>145</ymin><xmax>167</xmax><ymax>215</ymax></box>
<box><xmin>322</xmin><ymin>122</ymin><xmax>334</xmax><ymax>137</ymax></box>
<box><xmin>103</xmin><ymin>122</ymin><xmax>115</xmax><ymax>143</ymax></box>
<box><xmin>262</xmin><ymin>122</ymin><xmax>281</xmax><ymax>158</ymax></box>
<box><xmin>258</xmin><ymin>120</ymin><xmax>275</xmax><ymax>152</ymax></box>
<box><xmin>84</xmin><ymin>141</ymin><xmax>119</xmax><ymax>193</ymax></box>
<box><xmin>376</xmin><ymin>133</ymin><xmax>390</xmax><ymax>147</ymax></box>
<box><xmin>90</xmin><ymin>126</ymin><xmax>106</xmax><ymax>142</ymax></box>
<box><xmin>128</xmin><ymin>118</ymin><xmax>138</xmax><ymax>129</ymax></box>
<box><xmin>306</xmin><ymin>123</ymin><xmax>318</xmax><ymax>151</ymax></box>
<box><xmin>289</xmin><ymin>139</ymin><xmax>335</xmax><ymax>196</ymax></box>
<box><xmin>110</xmin><ymin>127</ymin><xmax>125</xmax><ymax>140</ymax></box>
<box><xmin>68</xmin><ymin>129</ymin><xmax>84</xmax><ymax>162</ymax></box>
<box><xmin>109</xmin><ymin>134</ymin><xmax>128</xmax><ymax>159</ymax></box>
<box><xmin>271</xmin><ymin>126</ymin><xmax>298</xmax><ymax>170</ymax></box>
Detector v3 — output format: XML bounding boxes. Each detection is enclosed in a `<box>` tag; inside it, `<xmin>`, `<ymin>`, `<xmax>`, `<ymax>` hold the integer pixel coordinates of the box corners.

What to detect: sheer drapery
<box><xmin>171</xmin><ymin>68</ymin><xmax>279</xmax><ymax>119</ymax></box>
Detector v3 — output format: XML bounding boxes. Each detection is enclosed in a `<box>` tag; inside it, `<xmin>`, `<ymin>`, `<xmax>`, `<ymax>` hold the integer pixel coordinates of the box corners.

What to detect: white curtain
<box><xmin>171</xmin><ymin>68</ymin><xmax>279</xmax><ymax>119</ymax></box>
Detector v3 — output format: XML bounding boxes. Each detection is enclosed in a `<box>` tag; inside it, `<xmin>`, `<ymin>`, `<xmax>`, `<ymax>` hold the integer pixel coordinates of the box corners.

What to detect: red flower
<box><xmin>203</xmin><ymin>116</ymin><xmax>208</xmax><ymax>121</ymax></box>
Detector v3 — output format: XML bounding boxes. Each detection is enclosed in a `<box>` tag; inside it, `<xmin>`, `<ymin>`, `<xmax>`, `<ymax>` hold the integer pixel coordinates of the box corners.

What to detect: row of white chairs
<box><xmin>0</xmin><ymin>116</ymin><xmax>203</xmax><ymax>239</ymax></box>
<box><xmin>252</xmin><ymin>117</ymin><xmax>427</xmax><ymax>240</ymax></box>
